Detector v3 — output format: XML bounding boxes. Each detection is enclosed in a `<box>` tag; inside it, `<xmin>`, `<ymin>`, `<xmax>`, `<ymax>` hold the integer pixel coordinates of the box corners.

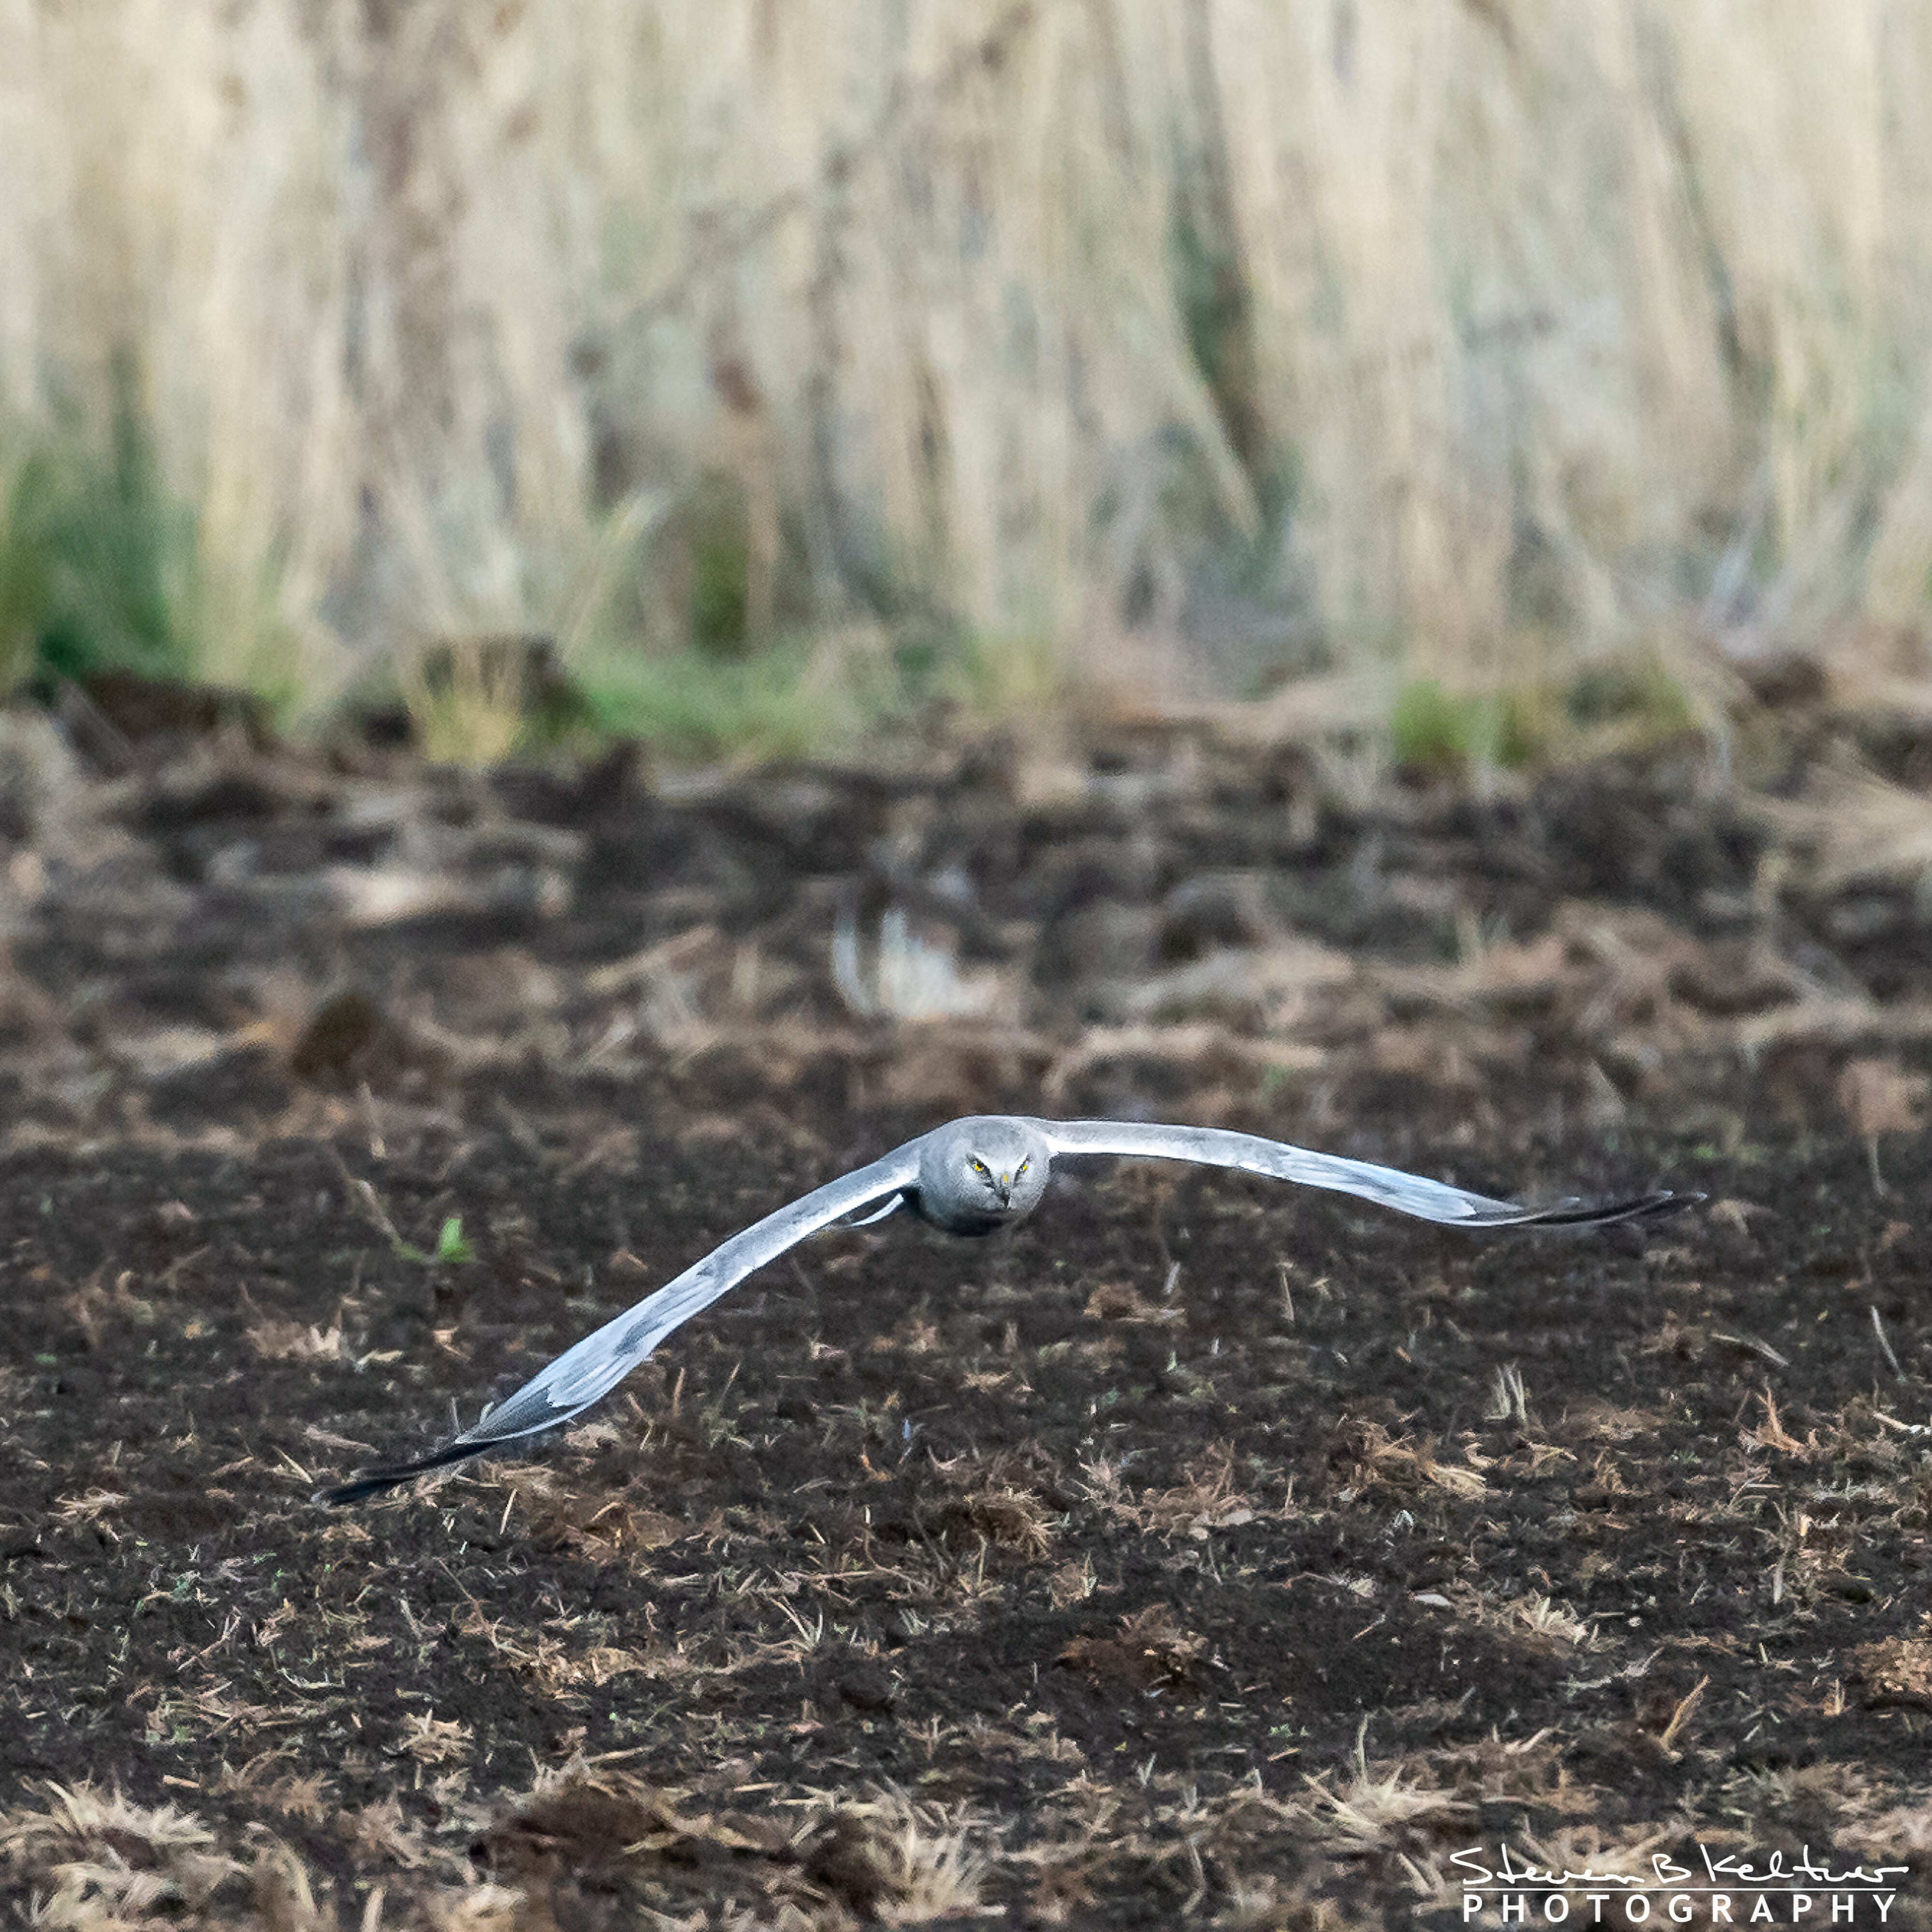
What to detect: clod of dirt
<box><xmin>1058</xmin><ymin>1604</ymin><xmax>1207</xmax><ymax>1692</ymax></box>
<box><xmin>289</xmin><ymin>988</ymin><xmax>435</xmax><ymax>1092</ymax></box>
<box><xmin>829</xmin><ymin>1661</ymin><xmax>897</xmax><ymax>1715</ymax></box>
<box><xmin>1159</xmin><ymin>870</ymin><xmax>1278</xmax><ymax>959</ymax></box>
<box><xmin>477</xmin><ymin>1774</ymin><xmax>682</xmax><ymax>1878</ymax></box>
<box><xmin>801</xmin><ymin>1814</ymin><xmax>887</xmax><ymax>1917</ymax></box>
<box><xmin>1037</xmin><ymin>898</ymin><xmax>1159</xmax><ymax>985</ymax></box>
<box><xmin>791</xmin><ymin>1796</ymin><xmax>988</xmax><ymax>1922</ymax></box>
<box><xmin>84</xmin><ymin>670</ymin><xmax>275</xmax><ymax>751</ymax></box>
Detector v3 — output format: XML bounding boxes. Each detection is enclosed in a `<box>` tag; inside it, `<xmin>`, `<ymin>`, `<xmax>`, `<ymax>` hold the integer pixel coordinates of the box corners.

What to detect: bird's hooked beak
<box><xmin>996</xmin><ymin>1171</ymin><xmax>1012</xmax><ymax>1206</ymax></box>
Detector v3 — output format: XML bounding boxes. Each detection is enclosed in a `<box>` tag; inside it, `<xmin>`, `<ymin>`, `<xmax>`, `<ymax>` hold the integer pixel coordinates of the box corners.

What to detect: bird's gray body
<box><xmin>318</xmin><ymin>1114</ymin><xmax>1692</xmax><ymax>1504</ymax></box>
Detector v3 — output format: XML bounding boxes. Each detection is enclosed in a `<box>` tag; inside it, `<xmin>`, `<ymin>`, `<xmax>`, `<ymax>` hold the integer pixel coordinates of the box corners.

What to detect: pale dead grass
<box><xmin>474</xmin><ymin>1765</ymin><xmax>986</xmax><ymax>1928</ymax></box>
<box><xmin>60</xmin><ymin>1271</ymin><xmax>157</xmax><ymax>1350</ymax></box>
<box><xmin>832</xmin><ymin>909</ymin><xmax>1012</xmax><ymax>1024</ymax></box>
<box><xmin>1489</xmin><ymin>1592</ymin><xmax>1594</xmax><ymax>1648</ymax></box>
<box><xmin>245</xmin><ymin>1315</ymin><xmax>377</xmax><ymax>1365</ymax></box>
<box><xmin>1077</xmin><ymin>1441</ymin><xmax>1265</xmax><ymax>1541</ymax></box>
<box><xmin>16</xmin><ymin>3</ymin><xmax>1932</xmax><ymax>719</ymax></box>
<box><xmin>146</xmin><ymin>1680</ymin><xmax>285</xmax><ymax>1745</ymax></box>
<box><xmin>209</xmin><ymin>1752</ymin><xmax>333</xmax><ymax>1823</ymax></box>
<box><xmin>1484</xmin><ymin>1362</ymin><xmax>1532</xmax><ymax>1428</ymax></box>
<box><xmin>1295</xmin><ymin>1724</ymin><xmax>1472</xmax><ymax>1857</ymax></box>
<box><xmin>1842</xmin><ymin>1794</ymin><xmax>1932</xmax><ymax>1859</ymax></box>
<box><xmin>800</xmin><ymin>1788</ymin><xmax>991</xmax><ymax>1926</ymax></box>
<box><xmin>1836</xmin><ymin>1055</ymin><xmax>1929</xmax><ymax>1193</ymax></box>
<box><xmin>1012</xmin><ymin>1773</ymin><xmax>1327</xmax><ymax>1927</ymax></box>
<box><xmin>1329</xmin><ymin>1420</ymin><xmax>1488</xmax><ymax>1505</ymax></box>
<box><xmin>394</xmin><ymin>1714</ymin><xmax>473</xmax><ymax>1768</ymax></box>
<box><xmin>1739</xmin><ymin>1389</ymin><xmax>1817</xmax><ymax>1461</ymax></box>
<box><xmin>456</xmin><ymin>1604</ymin><xmax>654</xmax><ymax>1694</ymax></box>
<box><xmin>48</xmin><ymin>1488</ymin><xmax>128</xmax><ymax>1531</ymax></box>
<box><xmin>398</xmin><ymin>639</ymin><xmax>537</xmax><ymax>772</ymax></box>
<box><xmin>251</xmin><ymin>1842</ymin><xmax>326</xmax><ymax>1932</ymax></box>
<box><xmin>1427</xmin><ymin>1730</ymin><xmax>1585</xmax><ymax>1817</ymax></box>
<box><xmin>424</xmin><ymin>1880</ymin><xmax>526</xmax><ymax>1932</ymax></box>
<box><xmin>1774</xmin><ymin>760</ymin><xmax>1932</xmax><ymax>894</ymax></box>
<box><xmin>346</xmin><ymin>1797</ymin><xmax>436</xmax><ymax>1873</ymax></box>
<box><xmin>0</xmin><ymin>1782</ymin><xmax>241</xmax><ymax>1928</ymax></box>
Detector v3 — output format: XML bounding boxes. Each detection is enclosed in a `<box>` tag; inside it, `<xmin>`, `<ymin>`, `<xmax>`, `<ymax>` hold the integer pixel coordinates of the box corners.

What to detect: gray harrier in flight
<box><xmin>318</xmin><ymin>1114</ymin><xmax>1690</xmax><ymax>1504</ymax></box>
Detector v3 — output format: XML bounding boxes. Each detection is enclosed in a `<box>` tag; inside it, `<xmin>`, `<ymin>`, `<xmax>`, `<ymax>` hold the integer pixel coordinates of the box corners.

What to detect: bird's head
<box><xmin>922</xmin><ymin>1116</ymin><xmax>1051</xmax><ymax>1224</ymax></box>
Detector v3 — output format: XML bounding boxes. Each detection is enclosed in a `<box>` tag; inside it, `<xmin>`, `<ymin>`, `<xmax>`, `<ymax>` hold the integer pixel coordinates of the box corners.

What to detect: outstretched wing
<box><xmin>317</xmin><ymin>1140</ymin><xmax>924</xmax><ymax>1505</ymax></box>
<box><xmin>1036</xmin><ymin>1119</ymin><xmax>1691</xmax><ymax>1228</ymax></box>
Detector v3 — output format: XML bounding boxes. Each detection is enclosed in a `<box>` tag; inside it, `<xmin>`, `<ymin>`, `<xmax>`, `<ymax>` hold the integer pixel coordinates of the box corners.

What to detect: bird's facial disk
<box><xmin>966</xmin><ymin>1151</ymin><xmax>1029</xmax><ymax>1206</ymax></box>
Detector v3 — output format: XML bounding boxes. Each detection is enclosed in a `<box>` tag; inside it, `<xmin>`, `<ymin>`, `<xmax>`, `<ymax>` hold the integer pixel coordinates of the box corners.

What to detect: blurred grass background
<box><xmin>2</xmin><ymin>0</ymin><xmax>1931</xmax><ymax>766</ymax></box>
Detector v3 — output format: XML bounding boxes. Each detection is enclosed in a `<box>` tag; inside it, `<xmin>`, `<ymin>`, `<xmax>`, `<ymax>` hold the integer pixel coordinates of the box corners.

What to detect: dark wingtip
<box><xmin>1531</xmin><ymin>1188</ymin><xmax>1704</xmax><ymax>1229</ymax></box>
<box><xmin>312</xmin><ymin>1436</ymin><xmax>489</xmax><ymax>1507</ymax></box>
<box><xmin>312</xmin><ymin>1474</ymin><xmax>401</xmax><ymax>1508</ymax></box>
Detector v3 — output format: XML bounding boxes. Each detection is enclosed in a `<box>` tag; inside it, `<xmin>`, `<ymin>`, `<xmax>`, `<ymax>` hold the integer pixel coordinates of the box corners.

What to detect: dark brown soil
<box><xmin>2</xmin><ymin>704</ymin><xmax>1930</xmax><ymax>1928</ymax></box>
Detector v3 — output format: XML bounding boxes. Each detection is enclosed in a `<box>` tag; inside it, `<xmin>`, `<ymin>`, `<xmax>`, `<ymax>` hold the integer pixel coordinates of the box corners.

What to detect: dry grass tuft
<box><xmin>210</xmin><ymin>1753</ymin><xmax>333</xmax><ymax>1822</ymax></box>
<box><xmin>797</xmin><ymin>1789</ymin><xmax>990</xmax><ymax>1926</ymax></box>
<box><xmin>245</xmin><ymin>1315</ymin><xmax>357</xmax><ymax>1363</ymax></box>
<box><xmin>0</xmin><ymin>1782</ymin><xmax>241</xmax><ymax>1926</ymax></box>
<box><xmin>347</xmin><ymin>1797</ymin><xmax>436</xmax><ymax>1873</ymax></box>
<box><xmin>832</xmin><ymin>909</ymin><xmax>1009</xmax><ymax>1024</ymax></box>
<box><xmin>48</xmin><ymin>1488</ymin><xmax>128</xmax><ymax>1530</ymax></box>
<box><xmin>1786</xmin><ymin>763</ymin><xmax>1932</xmax><ymax>895</ymax></box>
<box><xmin>940</xmin><ymin>1483</ymin><xmax>1057</xmax><ymax>1560</ymax></box>
<box><xmin>422</xmin><ymin>1880</ymin><xmax>527</xmax><ymax>1932</ymax></box>
<box><xmin>1079</xmin><ymin>1440</ymin><xmax>1266</xmax><ymax>1542</ymax></box>
<box><xmin>1836</xmin><ymin>1056</ymin><xmax>1929</xmax><ymax>1193</ymax></box>
<box><xmin>1853</xmin><ymin>1626</ymin><xmax>1932</xmax><ymax>1702</ymax></box>
<box><xmin>1297</xmin><ymin>1724</ymin><xmax>1471</xmax><ymax>1856</ymax></box>
<box><xmin>394</xmin><ymin>1714</ymin><xmax>473</xmax><ymax>1768</ymax></box>
<box><xmin>252</xmin><ymin>1841</ymin><xmax>325</xmax><ymax>1932</ymax></box>
<box><xmin>1841</xmin><ymin>1794</ymin><xmax>1932</xmax><ymax>1859</ymax></box>
<box><xmin>1484</xmin><ymin>1364</ymin><xmax>1533</xmax><ymax>1429</ymax></box>
<box><xmin>398</xmin><ymin>639</ymin><xmax>539</xmax><ymax>771</ymax></box>
<box><xmin>1739</xmin><ymin>1390</ymin><xmax>1815</xmax><ymax>1460</ymax></box>
<box><xmin>1484</xmin><ymin>1591</ymin><xmax>1594</xmax><ymax>1648</ymax></box>
<box><xmin>1330</xmin><ymin>1420</ymin><xmax>1487</xmax><ymax>1504</ymax></box>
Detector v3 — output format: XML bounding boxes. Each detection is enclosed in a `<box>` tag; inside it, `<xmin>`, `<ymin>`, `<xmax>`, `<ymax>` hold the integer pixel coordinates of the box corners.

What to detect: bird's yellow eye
<box><xmin>970</xmin><ymin>1158</ymin><xmax>989</xmax><ymax>1176</ymax></box>
<box><xmin>1016</xmin><ymin>1158</ymin><xmax>1029</xmax><ymax>1178</ymax></box>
